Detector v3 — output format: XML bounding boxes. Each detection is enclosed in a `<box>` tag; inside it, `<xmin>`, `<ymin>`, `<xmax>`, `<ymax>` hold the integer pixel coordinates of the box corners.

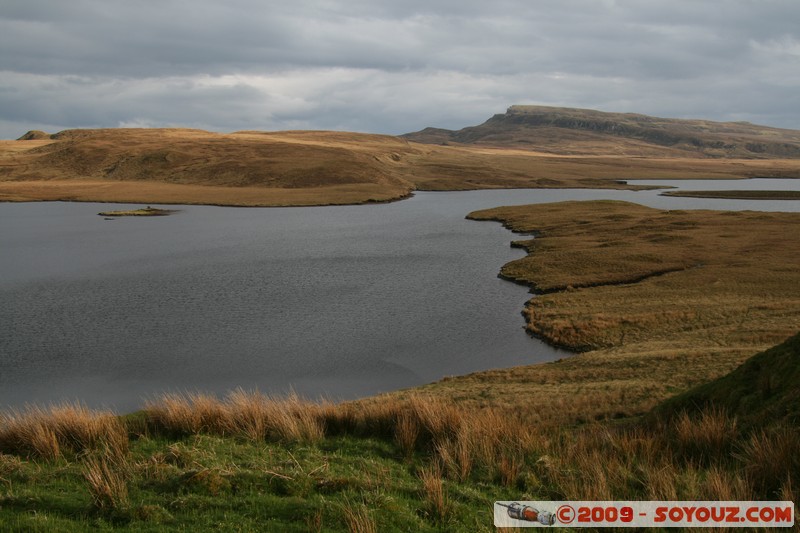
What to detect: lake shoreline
<box><xmin>3</xmin><ymin>176</ymin><xmax>793</xmax><ymax>208</ymax></box>
<box><xmin>3</xmin><ymin>185</ymin><xmax>800</xmax><ymax>414</ymax></box>
<box><xmin>391</xmin><ymin>200</ymin><xmax>800</xmax><ymax>423</ymax></box>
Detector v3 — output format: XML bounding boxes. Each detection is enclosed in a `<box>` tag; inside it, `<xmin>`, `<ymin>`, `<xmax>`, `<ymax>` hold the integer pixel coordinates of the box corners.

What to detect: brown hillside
<box><xmin>2</xmin><ymin>112</ymin><xmax>800</xmax><ymax>206</ymax></box>
<box><xmin>17</xmin><ymin>130</ymin><xmax>52</xmax><ymax>141</ymax></box>
<box><xmin>404</xmin><ymin>105</ymin><xmax>800</xmax><ymax>158</ymax></box>
<box><xmin>10</xmin><ymin>128</ymin><xmax>413</xmax><ymax>189</ymax></box>
<box><xmin>0</xmin><ymin>129</ymin><xmax>417</xmax><ymax>205</ymax></box>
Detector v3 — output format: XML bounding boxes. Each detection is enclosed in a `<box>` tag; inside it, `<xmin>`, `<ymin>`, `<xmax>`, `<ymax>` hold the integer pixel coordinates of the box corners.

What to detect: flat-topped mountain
<box><xmin>404</xmin><ymin>105</ymin><xmax>800</xmax><ymax>158</ymax></box>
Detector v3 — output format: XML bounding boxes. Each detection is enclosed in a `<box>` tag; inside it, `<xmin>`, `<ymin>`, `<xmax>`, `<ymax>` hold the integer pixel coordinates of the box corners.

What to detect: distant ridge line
<box><xmin>403</xmin><ymin>105</ymin><xmax>800</xmax><ymax>158</ymax></box>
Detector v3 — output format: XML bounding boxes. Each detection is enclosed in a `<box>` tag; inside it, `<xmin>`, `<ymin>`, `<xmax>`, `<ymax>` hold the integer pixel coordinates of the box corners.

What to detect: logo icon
<box><xmin>496</xmin><ymin>502</ymin><xmax>556</xmax><ymax>526</ymax></box>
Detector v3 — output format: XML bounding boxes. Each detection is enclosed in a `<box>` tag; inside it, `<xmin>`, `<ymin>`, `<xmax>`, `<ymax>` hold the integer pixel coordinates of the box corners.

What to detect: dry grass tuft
<box><xmin>435</xmin><ymin>429</ymin><xmax>473</xmax><ymax>482</ymax></box>
<box><xmin>0</xmin><ymin>403</ymin><xmax>128</xmax><ymax>461</ymax></box>
<box><xmin>341</xmin><ymin>500</ymin><xmax>377</xmax><ymax>533</ymax></box>
<box><xmin>306</xmin><ymin>508</ymin><xmax>324</xmax><ymax>533</ymax></box>
<box><xmin>0</xmin><ymin>452</ymin><xmax>24</xmax><ymax>489</ymax></box>
<box><xmin>28</xmin><ymin>424</ymin><xmax>61</xmax><ymax>461</ymax></box>
<box><xmin>418</xmin><ymin>464</ymin><xmax>452</xmax><ymax>525</ymax></box>
<box><xmin>224</xmin><ymin>390</ymin><xmax>325</xmax><ymax>444</ymax></box>
<box><xmin>143</xmin><ymin>390</ymin><xmax>325</xmax><ymax>444</ymax></box>
<box><xmin>702</xmin><ymin>465</ymin><xmax>752</xmax><ymax>501</ymax></box>
<box><xmin>394</xmin><ymin>412</ymin><xmax>420</xmax><ymax>459</ymax></box>
<box><xmin>82</xmin><ymin>457</ymin><xmax>129</xmax><ymax>512</ymax></box>
<box><xmin>82</xmin><ymin>447</ymin><xmax>130</xmax><ymax>512</ymax></box>
<box><xmin>143</xmin><ymin>393</ymin><xmax>227</xmax><ymax>436</ymax></box>
<box><xmin>671</xmin><ymin>408</ymin><xmax>738</xmax><ymax>465</ymax></box>
<box><xmin>407</xmin><ymin>395</ymin><xmax>464</xmax><ymax>444</ymax></box>
<box><xmin>736</xmin><ymin>427</ymin><xmax>800</xmax><ymax>496</ymax></box>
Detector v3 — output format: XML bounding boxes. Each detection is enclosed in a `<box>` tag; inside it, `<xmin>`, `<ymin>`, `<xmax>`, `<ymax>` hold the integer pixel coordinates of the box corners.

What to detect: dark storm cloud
<box><xmin>1</xmin><ymin>0</ymin><xmax>799</xmax><ymax>138</ymax></box>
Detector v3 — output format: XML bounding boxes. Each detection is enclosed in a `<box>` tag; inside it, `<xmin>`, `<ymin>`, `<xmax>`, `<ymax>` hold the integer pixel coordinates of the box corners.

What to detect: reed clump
<box><xmin>418</xmin><ymin>463</ymin><xmax>452</xmax><ymax>525</ymax></box>
<box><xmin>736</xmin><ymin>427</ymin><xmax>800</xmax><ymax>496</ymax></box>
<box><xmin>0</xmin><ymin>402</ymin><xmax>128</xmax><ymax>461</ymax></box>
<box><xmin>82</xmin><ymin>447</ymin><xmax>131</xmax><ymax>513</ymax></box>
<box><xmin>341</xmin><ymin>499</ymin><xmax>378</xmax><ymax>533</ymax></box>
<box><xmin>143</xmin><ymin>389</ymin><xmax>325</xmax><ymax>444</ymax></box>
<box><xmin>670</xmin><ymin>408</ymin><xmax>739</xmax><ymax>465</ymax></box>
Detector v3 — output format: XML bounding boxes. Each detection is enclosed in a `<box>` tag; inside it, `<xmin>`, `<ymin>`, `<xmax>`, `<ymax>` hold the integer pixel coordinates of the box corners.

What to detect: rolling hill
<box><xmin>656</xmin><ymin>332</ymin><xmax>800</xmax><ymax>430</ymax></box>
<box><xmin>2</xmin><ymin>106</ymin><xmax>800</xmax><ymax>206</ymax></box>
<box><xmin>404</xmin><ymin>105</ymin><xmax>800</xmax><ymax>158</ymax></box>
<box><xmin>0</xmin><ymin>129</ymin><xmax>418</xmax><ymax>206</ymax></box>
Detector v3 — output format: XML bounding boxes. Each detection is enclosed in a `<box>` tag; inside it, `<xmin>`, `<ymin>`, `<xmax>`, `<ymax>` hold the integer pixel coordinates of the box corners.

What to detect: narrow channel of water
<box><xmin>1</xmin><ymin>178</ymin><xmax>799</xmax><ymax>411</ymax></box>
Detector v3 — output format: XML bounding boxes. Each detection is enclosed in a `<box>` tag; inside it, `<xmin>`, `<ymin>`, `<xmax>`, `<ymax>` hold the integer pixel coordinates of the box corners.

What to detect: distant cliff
<box><xmin>404</xmin><ymin>105</ymin><xmax>800</xmax><ymax>158</ymax></box>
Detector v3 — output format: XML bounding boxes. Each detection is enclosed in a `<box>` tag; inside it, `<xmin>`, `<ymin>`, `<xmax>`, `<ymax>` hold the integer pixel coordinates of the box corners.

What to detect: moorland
<box><xmin>3</xmin><ymin>106</ymin><xmax>800</xmax><ymax>206</ymax></box>
<box><xmin>1</xmin><ymin>107</ymin><xmax>800</xmax><ymax>531</ymax></box>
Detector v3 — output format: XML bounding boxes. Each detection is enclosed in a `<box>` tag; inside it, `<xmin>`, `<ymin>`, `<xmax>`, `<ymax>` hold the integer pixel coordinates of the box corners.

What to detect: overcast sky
<box><xmin>1</xmin><ymin>0</ymin><xmax>799</xmax><ymax>139</ymax></box>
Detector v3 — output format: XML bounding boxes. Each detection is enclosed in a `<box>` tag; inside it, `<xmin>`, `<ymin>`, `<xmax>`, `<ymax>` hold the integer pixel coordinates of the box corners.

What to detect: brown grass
<box><xmin>671</xmin><ymin>408</ymin><xmax>738</xmax><ymax>465</ymax></box>
<box><xmin>418</xmin><ymin>464</ymin><xmax>452</xmax><ymax>525</ymax></box>
<box><xmin>143</xmin><ymin>392</ymin><xmax>227</xmax><ymax>435</ymax></box>
<box><xmin>2</xmin><ymin>127</ymin><xmax>799</xmax><ymax>206</ymax></box>
<box><xmin>1</xmin><ymin>393</ymin><xmax>796</xmax><ymax>510</ymax></box>
<box><xmin>394</xmin><ymin>412</ymin><xmax>419</xmax><ymax>459</ymax></box>
<box><xmin>435</xmin><ymin>430</ymin><xmax>473</xmax><ymax>482</ymax></box>
<box><xmin>82</xmin><ymin>448</ymin><xmax>130</xmax><ymax>512</ymax></box>
<box><xmin>736</xmin><ymin>427</ymin><xmax>800</xmax><ymax>495</ymax></box>
<box><xmin>0</xmin><ymin>403</ymin><xmax>128</xmax><ymax>461</ymax></box>
<box><xmin>341</xmin><ymin>500</ymin><xmax>377</xmax><ymax>533</ymax></box>
<box><xmin>143</xmin><ymin>389</ymin><xmax>325</xmax><ymax>444</ymax></box>
<box><xmin>0</xmin><ymin>398</ymin><xmax>774</xmax><ymax>506</ymax></box>
<box><xmin>367</xmin><ymin>404</ymin><xmax>775</xmax><ymax>504</ymax></box>
<box><xmin>384</xmin><ymin>201</ymin><xmax>800</xmax><ymax>424</ymax></box>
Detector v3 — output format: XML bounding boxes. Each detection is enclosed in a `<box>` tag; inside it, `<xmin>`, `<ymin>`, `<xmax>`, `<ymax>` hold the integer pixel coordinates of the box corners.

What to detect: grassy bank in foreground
<box><xmin>1</xmin><ymin>358</ymin><xmax>798</xmax><ymax>532</ymax></box>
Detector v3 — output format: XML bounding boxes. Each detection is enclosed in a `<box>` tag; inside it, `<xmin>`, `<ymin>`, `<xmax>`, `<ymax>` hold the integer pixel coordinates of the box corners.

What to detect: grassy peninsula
<box><xmin>427</xmin><ymin>200</ymin><xmax>800</xmax><ymax>420</ymax></box>
<box><xmin>661</xmin><ymin>190</ymin><xmax>800</xmax><ymax>200</ymax></box>
<box><xmin>1</xmin><ymin>201</ymin><xmax>799</xmax><ymax>531</ymax></box>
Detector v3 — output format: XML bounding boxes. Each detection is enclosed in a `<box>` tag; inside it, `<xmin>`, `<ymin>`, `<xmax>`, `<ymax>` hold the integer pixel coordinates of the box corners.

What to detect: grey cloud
<box><xmin>1</xmin><ymin>0</ymin><xmax>799</xmax><ymax>138</ymax></box>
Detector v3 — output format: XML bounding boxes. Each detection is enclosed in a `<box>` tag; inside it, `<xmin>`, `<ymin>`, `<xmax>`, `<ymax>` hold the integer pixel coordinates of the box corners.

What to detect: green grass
<box><xmin>0</xmin><ymin>395</ymin><xmax>527</xmax><ymax>532</ymax></box>
<box><xmin>1</xmin><ymin>371</ymin><xmax>799</xmax><ymax>531</ymax></box>
<box><xmin>0</xmin><ymin>430</ymin><xmax>512</xmax><ymax>531</ymax></box>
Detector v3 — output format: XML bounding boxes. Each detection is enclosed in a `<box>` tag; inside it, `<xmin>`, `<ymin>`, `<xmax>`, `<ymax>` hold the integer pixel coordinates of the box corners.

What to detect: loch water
<box><xmin>2</xmin><ymin>179</ymin><xmax>799</xmax><ymax>411</ymax></box>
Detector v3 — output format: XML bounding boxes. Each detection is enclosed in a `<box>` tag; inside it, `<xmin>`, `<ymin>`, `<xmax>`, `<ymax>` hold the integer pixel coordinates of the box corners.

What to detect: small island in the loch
<box><xmin>98</xmin><ymin>206</ymin><xmax>176</xmax><ymax>217</ymax></box>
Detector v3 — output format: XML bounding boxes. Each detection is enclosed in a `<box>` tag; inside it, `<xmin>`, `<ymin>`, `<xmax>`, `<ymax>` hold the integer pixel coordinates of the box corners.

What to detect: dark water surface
<box><xmin>2</xmin><ymin>179</ymin><xmax>799</xmax><ymax>411</ymax></box>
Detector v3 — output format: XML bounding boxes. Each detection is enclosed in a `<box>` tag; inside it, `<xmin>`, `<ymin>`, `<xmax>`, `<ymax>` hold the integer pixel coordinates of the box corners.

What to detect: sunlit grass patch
<box><xmin>0</xmin><ymin>403</ymin><xmax>128</xmax><ymax>461</ymax></box>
